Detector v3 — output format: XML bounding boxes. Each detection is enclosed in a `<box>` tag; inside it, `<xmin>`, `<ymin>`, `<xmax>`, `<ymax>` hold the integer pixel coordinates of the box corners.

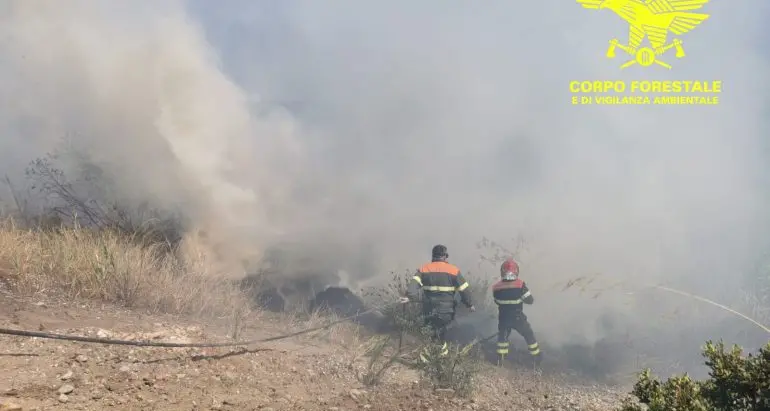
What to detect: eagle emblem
<box><xmin>576</xmin><ymin>0</ymin><xmax>710</xmax><ymax>69</ymax></box>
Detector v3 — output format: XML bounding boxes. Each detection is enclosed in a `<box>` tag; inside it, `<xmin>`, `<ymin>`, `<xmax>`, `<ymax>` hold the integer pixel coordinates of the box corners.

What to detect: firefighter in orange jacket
<box><xmin>492</xmin><ymin>258</ymin><xmax>542</xmax><ymax>365</ymax></box>
<box><xmin>402</xmin><ymin>244</ymin><xmax>475</xmax><ymax>360</ymax></box>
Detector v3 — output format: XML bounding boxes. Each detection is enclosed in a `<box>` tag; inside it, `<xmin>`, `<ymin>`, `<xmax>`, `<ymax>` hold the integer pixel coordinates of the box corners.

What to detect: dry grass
<box><xmin>0</xmin><ymin>218</ymin><xmax>248</xmax><ymax>318</ymax></box>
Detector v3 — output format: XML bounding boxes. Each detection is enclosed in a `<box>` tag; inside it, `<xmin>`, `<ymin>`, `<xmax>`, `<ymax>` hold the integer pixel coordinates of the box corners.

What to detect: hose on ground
<box><xmin>0</xmin><ymin>304</ymin><xmax>390</xmax><ymax>348</ymax></box>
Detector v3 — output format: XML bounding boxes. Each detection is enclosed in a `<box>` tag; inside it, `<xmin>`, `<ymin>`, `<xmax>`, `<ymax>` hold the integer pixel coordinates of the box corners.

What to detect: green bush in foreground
<box><xmin>619</xmin><ymin>341</ymin><xmax>770</xmax><ymax>411</ymax></box>
<box><xmin>414</xmin><ymin>339</ymin><xmax>482</xmax><ymax>398</ymax></box>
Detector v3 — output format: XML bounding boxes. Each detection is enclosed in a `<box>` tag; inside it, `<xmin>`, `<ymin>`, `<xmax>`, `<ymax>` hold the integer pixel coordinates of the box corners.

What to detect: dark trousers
<box><xmin>496</xmin><ymin>313</ymin><xmax>541</xmax><ymax>360</ymax></box>
<box><xmin>418</xmin><ymin>311</ymin><xmax>453</xmax><ymax>361</ymax></box>
<box><xmin>424</xmin><ymin>312</ymin><xmax>454</xmax><ymax>344</ymax></box>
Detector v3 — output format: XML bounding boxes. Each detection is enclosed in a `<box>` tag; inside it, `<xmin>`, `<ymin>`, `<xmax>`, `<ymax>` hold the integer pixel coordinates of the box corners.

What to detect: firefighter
<box><xmin>492</xmin><ymin>258</ymin><xmax>542</xmax><ymax>366</ymax></box>
<box><xmin>401</xmin><ymin>244</ymin><xmax>475</xmax><ymax>360</ymax></box>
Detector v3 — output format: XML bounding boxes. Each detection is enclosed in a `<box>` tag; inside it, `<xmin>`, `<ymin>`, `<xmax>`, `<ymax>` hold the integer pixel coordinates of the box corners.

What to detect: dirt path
<box><xmin>0</xmin><ymin>292</ymin><xmax>628</xmax><ymax>411</ymax></box>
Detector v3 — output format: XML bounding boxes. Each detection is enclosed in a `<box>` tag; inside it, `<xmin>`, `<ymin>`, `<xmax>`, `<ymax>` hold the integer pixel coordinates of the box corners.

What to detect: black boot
<box><xmin>532</xmin><ymin>352</ymin><xmax>543</xmax><ymax>367</ymax></box>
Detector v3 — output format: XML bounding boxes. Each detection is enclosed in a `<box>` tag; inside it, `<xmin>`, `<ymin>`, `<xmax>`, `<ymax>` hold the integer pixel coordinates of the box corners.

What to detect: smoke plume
<box><xmin>2</xmin><ymin>0</ymin><xmax>769</xmax><ymax>376</ymax></box>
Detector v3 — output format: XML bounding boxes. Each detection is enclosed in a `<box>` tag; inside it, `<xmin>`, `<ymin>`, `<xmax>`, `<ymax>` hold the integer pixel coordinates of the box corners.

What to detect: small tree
<box><xmin>24</xmin><ymin>151</ymin><xmax>185</xmax><ymax>248</ymax></box>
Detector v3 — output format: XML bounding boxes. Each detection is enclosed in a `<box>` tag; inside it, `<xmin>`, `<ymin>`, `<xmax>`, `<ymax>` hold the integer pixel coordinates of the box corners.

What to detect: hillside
<box><xmin>0</xmin><ymin>286</ymin><xmax>627</xmax><ymax>411</ymax></box>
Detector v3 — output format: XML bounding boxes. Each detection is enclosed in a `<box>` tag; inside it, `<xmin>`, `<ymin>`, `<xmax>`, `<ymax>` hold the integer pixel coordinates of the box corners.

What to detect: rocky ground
<box><xmin>0</xmin><ymin>289</ymin><xmax>630</xmax><ymax>411</ymax></box>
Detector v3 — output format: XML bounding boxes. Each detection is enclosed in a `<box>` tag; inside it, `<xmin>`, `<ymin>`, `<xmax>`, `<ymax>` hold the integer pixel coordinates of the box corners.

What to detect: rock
<box><xmin>221</xmin><ymin>371</ymin><xmax>237</xmax><ymax>382</ymax></box>
<box><xmin>349</xmin><ymin>389</ymin><xmax>366</xmax><ymax>401</ymax></box>
<box><xmin>96</xmin><ymin>329</ymin><xmax>111</xmax><ymax>338</ymax></box>
<box><xmin>75</xmin><ymin>354</ymin><xmax>88</xmax><ymax>363</ymax></box>
<box><xmin>146</xmin><ymin>331</ymin><xmax>166</xmax><ymax>340</ymax></box>
<box><xmin>58</xmin><ymin>384</ymin><xmax>75</xmax><ymax>395</ymax></box>
<box><xmin>60</xmin><ymin>370</ymin><xmax>73</xmax><ymax>381</ymax></box>
<box><xmin>58</xmin><ymin>394</ymin><xmax>68</xmax><ymax>403</ymax></box>
<box><xmin>0</xmin><ymin>401</ymin><xmax>23</xmax><ymax>411</ymax></box>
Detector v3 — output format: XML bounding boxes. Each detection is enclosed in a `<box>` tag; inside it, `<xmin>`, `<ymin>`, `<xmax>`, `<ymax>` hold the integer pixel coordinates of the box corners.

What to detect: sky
<box><xmin>1</xmin><ymin>0</ymin><xmax>769</xmax><ymax>373</ymax></box>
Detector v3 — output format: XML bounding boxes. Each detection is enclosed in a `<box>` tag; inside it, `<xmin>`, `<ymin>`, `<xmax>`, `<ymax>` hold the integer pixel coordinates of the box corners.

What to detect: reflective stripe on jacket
<box><xmin>407</xmin><ymin>261</ymin><xmax>473</xmax><ymax>314</ymax></box>
<box><xmin>492</xmin><ymin>279</ymin><xmax>533</xmax><ymax>321</ymax></box>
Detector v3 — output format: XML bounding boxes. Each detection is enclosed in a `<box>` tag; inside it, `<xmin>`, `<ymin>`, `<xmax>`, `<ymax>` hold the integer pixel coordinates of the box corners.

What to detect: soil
<box><xmin>0</xmin><ymin>285</ymin><xmax>629</xmax><ymax>411</ymax></box>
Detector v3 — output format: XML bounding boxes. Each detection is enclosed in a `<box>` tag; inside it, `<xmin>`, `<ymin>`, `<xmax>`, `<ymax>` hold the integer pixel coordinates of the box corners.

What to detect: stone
<box><xmin>349</xmin><ymin>389</ymin><xmax>366</xmax><ymax>401</ymax></box>
<box><xmin>0</xmin><ymin>401</ymin><xmax>23</xmax><ymax>411</ymax></box>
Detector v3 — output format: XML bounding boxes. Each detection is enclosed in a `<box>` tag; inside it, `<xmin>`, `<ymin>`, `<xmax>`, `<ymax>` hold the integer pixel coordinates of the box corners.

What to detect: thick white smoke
<box><xmin>0</xmin><ymin>0</ymin><xmax>304</xmax><ymax>264</ymax></box>
<box><xmin>2</xmin><ymin>0</ymin><xmax>769</xmax><ymax>373</ymax></box>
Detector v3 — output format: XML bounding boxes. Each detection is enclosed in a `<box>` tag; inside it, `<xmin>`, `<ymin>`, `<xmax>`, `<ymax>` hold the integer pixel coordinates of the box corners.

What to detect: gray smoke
<box><xmin>1</xmin><ymin>0</ymin><xmax>769</xmax><ymax>376</ymax></box>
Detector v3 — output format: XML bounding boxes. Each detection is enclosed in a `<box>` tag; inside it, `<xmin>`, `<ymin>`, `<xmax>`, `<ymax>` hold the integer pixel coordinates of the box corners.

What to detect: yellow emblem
<box><xmin>576</xmin><ymin>0</ymin><xmax>710</xmax><ymax>69</ymax></box>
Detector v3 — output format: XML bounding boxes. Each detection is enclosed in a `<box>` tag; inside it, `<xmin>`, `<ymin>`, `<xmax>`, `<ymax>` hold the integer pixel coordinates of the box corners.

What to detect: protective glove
<box><xmin>399</xmin><ymin>297</ymin><xmax>410</xmax><ymax>304</ymax></box>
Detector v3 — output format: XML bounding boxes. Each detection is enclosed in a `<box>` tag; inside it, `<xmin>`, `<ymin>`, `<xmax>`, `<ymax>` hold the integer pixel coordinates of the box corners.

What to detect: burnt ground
<box><xmin>0</xmin><ymin>286</ymin><xmax>629</xmax><ymax>411</ymax></box>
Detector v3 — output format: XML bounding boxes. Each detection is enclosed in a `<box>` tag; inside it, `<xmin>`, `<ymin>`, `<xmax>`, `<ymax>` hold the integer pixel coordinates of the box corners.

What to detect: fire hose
<box><xmin>0</xmin><ymin>300</ymin><xmax>502</xmax><ymax>353</ymax></box>
<box><xmin>0</xmin><ymin>303</ymin><xmax>393</xmax><ymax>348</ymax></box>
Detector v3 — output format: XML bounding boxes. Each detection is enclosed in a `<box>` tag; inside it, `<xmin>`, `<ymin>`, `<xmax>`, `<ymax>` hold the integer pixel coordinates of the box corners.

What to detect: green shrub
<box><xmin>619</xmin><ymin>341</ymin><xmax>770</xmax><ymax>411</ymax></box>
<box><xmin>362</xmin><ymin>270</ymin><xmax>426</xmax><ymax>335</ymax></box>
<box><xmin>357</xmin><ymin>335</ymin><xmax>401</xmax><ymax>387</ymax></box>
<box><xmin>361</xmin><ymin>270</ymin><xmax>486</xmax><ymax>397</ymax></box>
<box><xmin>415</xmin><ymin>339</ymin><xmax>483</xmax><ymax>398</ymax></box>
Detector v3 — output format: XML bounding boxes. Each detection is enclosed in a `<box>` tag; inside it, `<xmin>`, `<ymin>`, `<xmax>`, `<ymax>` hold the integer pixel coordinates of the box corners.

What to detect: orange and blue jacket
<box><xmin>406</xmin><ymin>260</ymin><xmax>473</xmax><ymax>315</ymax></box>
